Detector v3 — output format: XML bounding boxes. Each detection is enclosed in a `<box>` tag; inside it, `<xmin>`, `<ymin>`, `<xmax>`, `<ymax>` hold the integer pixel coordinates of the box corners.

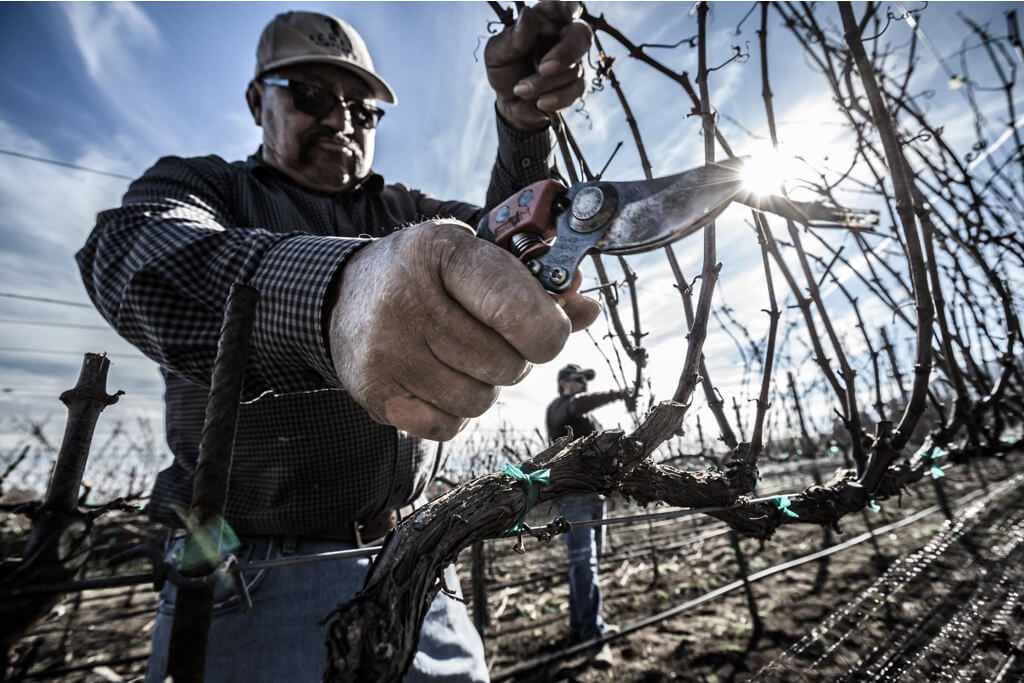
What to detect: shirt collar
<box><xmin>247</xmin><ymin>147</ymin><xmax>385</xmax><ymax>195</ymax></box>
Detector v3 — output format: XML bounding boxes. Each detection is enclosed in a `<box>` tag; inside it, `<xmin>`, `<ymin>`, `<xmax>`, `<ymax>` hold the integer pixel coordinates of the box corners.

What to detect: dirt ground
<box><xmin>2</xmin><ymin>456</ymin><xmax>1022</xmax><ymax>682</ymax></box>
<box><xmin>478</xmin><ymin>456</ymin><xmax>1024</xmax><ymax>682</ymax></box>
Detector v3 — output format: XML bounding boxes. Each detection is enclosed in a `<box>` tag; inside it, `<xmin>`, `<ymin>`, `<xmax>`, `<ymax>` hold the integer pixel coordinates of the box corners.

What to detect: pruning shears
<box><xmin>478</xmin><ymin>157</ymin><xmax>879</xmax><ymax>292</ymax></box>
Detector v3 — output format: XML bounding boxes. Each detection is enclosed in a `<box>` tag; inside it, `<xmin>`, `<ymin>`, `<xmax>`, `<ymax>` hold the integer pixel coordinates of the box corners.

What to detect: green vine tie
<box><xmin>501</xmin><ymin>462</ymin><xmax>550</xmax><ymax>536</ymax></box>
<box><xmin>927</xmin><ymin>446</ymin><xmax>947</xmax><ymax>479</ymax></box>
<box><xmin>773</xmin><ymin>495</ymin><xmax>800</xmax><ymax>519</ymax></box>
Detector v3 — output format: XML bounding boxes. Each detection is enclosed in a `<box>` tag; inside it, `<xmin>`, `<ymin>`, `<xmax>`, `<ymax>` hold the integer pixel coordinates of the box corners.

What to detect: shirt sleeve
<box><xmin>485</xmin><ymin>109</ymin><xmax>556</xmax><ymax>208</ymax></box>
<box><xmin>545</xmin><ymin>397</ymin><xmax>570</xmax><ymax>438</ymax></box>
<box><xmin>567</xmin><ymin>390</ymin><xmax>625</xmax><ymax>417</ymax></box>
<box><xmin>75</xmin><ymin>155</ymin><xmax>364</xmax><ymax>398</ymax></box>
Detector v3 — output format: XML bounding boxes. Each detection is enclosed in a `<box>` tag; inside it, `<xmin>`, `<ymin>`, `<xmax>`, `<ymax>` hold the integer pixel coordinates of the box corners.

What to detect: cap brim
<box><xmin>258</xmin><ymin>55</ymin><xmax>397</xmax><ymax>104</ymax></box>
<box><xmin>560</xmin><ymin>370</ymin><xmax>595</xmax><ymax>382</ymax></box>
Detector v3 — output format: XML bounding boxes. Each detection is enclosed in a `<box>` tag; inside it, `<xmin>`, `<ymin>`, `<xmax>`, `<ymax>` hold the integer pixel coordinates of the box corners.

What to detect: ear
<box><xmin>245</xmin><ymin>81</ymin><xmax>262</xmax><ymax>126</ymax></box>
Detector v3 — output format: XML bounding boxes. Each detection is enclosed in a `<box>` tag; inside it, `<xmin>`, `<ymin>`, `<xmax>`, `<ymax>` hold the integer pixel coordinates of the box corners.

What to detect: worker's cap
<box><xmin>558</xmin><ymin>364</ymin><xmax>596</xmax><ymax>382</ymax></box>
<box><xmin>254</xmin><ymin>11</ymin><xmax>397</xmax><ymax>104</ymax></box>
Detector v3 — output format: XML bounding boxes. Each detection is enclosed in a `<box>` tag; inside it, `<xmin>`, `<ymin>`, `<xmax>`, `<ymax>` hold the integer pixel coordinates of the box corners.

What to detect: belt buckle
<box><xmin>352</xmin><ymin>520</ymin><xmax>365</xmax><ymax>548</ymax></box>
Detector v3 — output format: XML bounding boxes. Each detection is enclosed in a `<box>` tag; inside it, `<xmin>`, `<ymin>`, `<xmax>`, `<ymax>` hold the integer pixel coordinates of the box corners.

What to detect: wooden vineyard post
<box><xmin>471</xmin><ymin>540</ymin><xmax>488</xmax><ymax>635</ymax></box>
<box><xmin>931</xmin><ymin>472</ymin><xmax>955</xmax><ymax>522</ymax></box>
<box><xmin>1</xmin><ymin>353</ymin><xmax>121</xmax><ymax>667</ymax></box>
<box><xmin>728</xmin><ymin>531</ymin><xmax>763</xmax><ymax>644</ymax></box>
<box><xmin>167</xmin><ymin>283</ymin><xmax>258</xmax><ymax>683</ymax></box>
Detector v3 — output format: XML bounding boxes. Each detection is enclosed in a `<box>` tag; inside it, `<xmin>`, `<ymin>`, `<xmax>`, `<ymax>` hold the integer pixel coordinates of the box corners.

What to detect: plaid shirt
<box><xmin>77</xmin><ymin>115</ymin><xmax>554</xmax><ymax>535</ymax></box>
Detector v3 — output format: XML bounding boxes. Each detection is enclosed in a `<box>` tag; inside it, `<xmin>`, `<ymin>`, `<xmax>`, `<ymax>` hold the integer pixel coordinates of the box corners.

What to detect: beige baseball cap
<box><xmin>558</xmin><ymin>364</ymin><xmax>596</xmax><ymax>381</ymax></box>
<box><xmin>254</xmin><ymin>11</ymin><xmax>397</xmax><ymax>104</ymax></box>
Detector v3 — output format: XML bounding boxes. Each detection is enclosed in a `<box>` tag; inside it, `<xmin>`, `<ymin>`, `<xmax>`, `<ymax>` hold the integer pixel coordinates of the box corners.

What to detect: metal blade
<box><xmin>595</xmin><ymin>158</ymin><xmax>747</xmax><ymax>254</ymax></box>
<box><xmin>529</xmin><ymin>157</ymin><xmax>879</xmax><ymax>292</ymax></box>
<box><xmin>733</xmin><ymin>192</ymin><xmax>880</xmax><ymax>230</ymax></box>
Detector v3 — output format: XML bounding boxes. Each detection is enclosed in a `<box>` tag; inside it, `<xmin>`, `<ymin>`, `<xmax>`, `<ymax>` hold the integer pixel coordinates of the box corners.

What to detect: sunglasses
<box><xmin>260</xmin><ymin>77</ymin><xmax>385</xmax><ymax>129</ymax></box>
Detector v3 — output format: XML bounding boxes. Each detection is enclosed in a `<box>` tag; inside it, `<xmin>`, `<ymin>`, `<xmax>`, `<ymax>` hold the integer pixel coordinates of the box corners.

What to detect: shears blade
<box><xmin>595</xmin><ymin>157</ymin><xmax>879</xmax><ymax>254</ymax></box>
<box><xmin>480</xmin><ymin>157</ymin><xmax>879</xmax><ymax>292</ymax></box>
<box><xmin>593</xmin><ymin>158</ymin><xmax>748</xmax><ymax>254</ymax></box>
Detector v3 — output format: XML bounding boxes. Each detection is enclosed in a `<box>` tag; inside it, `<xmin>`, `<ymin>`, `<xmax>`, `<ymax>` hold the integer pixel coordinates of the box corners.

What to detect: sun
<box><xmin>739</xmin><ymin>122</ymin><xmax>849</xmax><ymax>198</ymax></box>
<box><xmin>738</xmin><ymin>141</ymin><xmax>816</xmax><ymax>197</ymax></box>
<box><xmin>740</xmin><ymin>151</ymin><xmax>789</xmax><ymax>196</ymax></box>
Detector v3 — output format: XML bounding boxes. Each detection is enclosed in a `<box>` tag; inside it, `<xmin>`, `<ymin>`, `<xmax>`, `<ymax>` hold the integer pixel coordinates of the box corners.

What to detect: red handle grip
<box><xmin>483</xmin><ymin>180</ymin><xmax>566</xmax><ymax>263</ymax></box>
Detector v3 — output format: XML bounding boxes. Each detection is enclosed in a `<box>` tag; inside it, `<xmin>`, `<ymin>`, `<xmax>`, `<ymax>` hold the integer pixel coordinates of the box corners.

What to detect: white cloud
<box><xmin>61</xmin><ymin>3</ymin><xmax>161</xmax><ymax>82</ymax></box>
<box><xmin>0</xmin><ymin>115</ymin><xmax>165</xmax><ymax>450</ymax></box>
<box><xmin>0</xmin><ymin>120</ymin><xmax>127</xmax><ymax>284</ymax></box>
<box><xmin>443</xmin><ymin>66</ymin><xmax>497</xmax><ymax>202</ymax></box>
<box><xmin>57</xmin><ymin>3</ymin><xmax>189</xmax><ymax>158</ymax></box>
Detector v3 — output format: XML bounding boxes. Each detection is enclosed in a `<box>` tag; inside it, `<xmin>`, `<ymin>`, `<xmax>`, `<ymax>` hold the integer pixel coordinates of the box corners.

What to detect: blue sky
<box><xmin>0</xmin><ymin>2</ymin><xmax>1020</xmax><ymax>478</ymax></box>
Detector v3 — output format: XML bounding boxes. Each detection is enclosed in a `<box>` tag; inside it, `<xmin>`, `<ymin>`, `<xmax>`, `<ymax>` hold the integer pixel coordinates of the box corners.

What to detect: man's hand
<box><xmin>328</xmin><ymin>221</ymin><xmax>601</xmax><ymax>441</ymax></box>
<box><xmin>485</xmin><ymin>0</ymin><xmax>593</xmax><ymax>132</ymax></box>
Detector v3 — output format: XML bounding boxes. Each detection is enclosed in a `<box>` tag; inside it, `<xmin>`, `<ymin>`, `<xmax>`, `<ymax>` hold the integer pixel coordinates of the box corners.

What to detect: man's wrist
<box><xmin>495</xmin><ymin>97</ymin><xmax>550</xmax><ymax>134</ymax></box>
<box><xmin>249</xmin><ymin>234</ymin><xmax>372</xmax><ymax>392</ymax></box>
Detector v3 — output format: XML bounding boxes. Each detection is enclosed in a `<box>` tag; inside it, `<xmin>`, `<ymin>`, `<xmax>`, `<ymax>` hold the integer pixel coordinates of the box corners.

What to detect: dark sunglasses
<box><xmin>260</xmin><ymin>76</ymin><xmax>385</xmax><ymax>129</ymax></box>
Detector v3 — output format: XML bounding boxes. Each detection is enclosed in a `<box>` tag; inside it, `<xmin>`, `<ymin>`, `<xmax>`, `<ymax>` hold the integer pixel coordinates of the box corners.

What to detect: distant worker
<box><xmin>545</xmin><ymin>363</ymin><xmax>631</xmax><ymax>650</ymax></box>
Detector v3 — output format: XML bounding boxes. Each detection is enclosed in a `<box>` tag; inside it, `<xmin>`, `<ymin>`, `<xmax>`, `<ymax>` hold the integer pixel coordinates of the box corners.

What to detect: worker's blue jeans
<box><xmin>145</xmin><ymin>536</ymin><xmax>488</xmax><ymax>682</ymax></box>
<box><xmin>557</xmin><ymin>493</ymin><xmax>609</xmax><ymax>642</ymax></box>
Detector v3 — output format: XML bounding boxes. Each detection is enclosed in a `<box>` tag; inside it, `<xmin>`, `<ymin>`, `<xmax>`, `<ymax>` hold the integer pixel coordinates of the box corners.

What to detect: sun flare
<box><xmin>741</xmin><ymin>114</ymin><xmax>852</xmax><ymax>196</ymax></box>
<box><xmin>740</xmin><ymin>152</ymin><xmax>790</xmax><ymax>196</ymax></box>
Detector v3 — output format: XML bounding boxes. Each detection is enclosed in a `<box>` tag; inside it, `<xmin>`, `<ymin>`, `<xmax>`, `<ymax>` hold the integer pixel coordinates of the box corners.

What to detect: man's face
<box><xmin>250</xmin><ymin>63</ymin><xmax>376</xmax><ymax>193</ymax></box>
<box><xmin>560</xmin><ymin>376</ymin><xmax>587</xmax><ymax>395</ymax></box>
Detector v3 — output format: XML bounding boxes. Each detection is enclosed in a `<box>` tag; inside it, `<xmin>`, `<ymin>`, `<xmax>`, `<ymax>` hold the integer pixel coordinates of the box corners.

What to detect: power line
<box><xmin>0</xmin><ymin>391</ymin><xmax>164</xmax><ymax>401</ymax></box>
<box><xmin>0</xmin><ymin>292</ymin><xmax>92</xmax><ymax>308</ymax></box>
<box><xmin>967</xmin><ymin>112</ymin><xmax>1024</xmax><ymax>172</ymax></box>
<box><xmin>0</xmin><ymin>347</ymin><xmax>147</xmax><ymax>361</ymax></box>
<box><xmin>0</xmin><ymin>148</ymin><xmax>134</xmax><ymax>181</ymax></box>
<box><xmin>0</xmin><ymin>348</ymin><xmax>105</xmax><ymax>356</ymax></box>
<box><xmin>0</xmin><ymin>318</ymin><xmax>110</xmax><ymax>331</ymax></box>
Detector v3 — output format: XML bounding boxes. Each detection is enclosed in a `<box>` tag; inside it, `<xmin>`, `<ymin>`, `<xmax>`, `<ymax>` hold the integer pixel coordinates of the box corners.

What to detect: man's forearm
<box><xmin>76</xmin><ymin>156</ymin><xmax>365</xmax><ymax>397</ymax></box>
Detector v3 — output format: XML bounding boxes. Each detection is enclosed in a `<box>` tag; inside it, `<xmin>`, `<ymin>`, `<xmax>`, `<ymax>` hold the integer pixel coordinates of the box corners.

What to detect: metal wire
<box><xmin>0</xmin><ymin>148</ymin><xmax>134</xmax><ymax>181</ymax></box>
<box><xmin>0</xmin><ymin>471</ymin><xmax>1009</xmax><ymax>601</ymax></box>
<box><xmin>563</xmin><ymin>503</ymin><xmax>739</xmax><ymax>529</ymax></box>
<box><xmin>0</xmin><ymin>291</ymin><xmax>93</xmax><ymax>308</ymax></box>
<box><xmin>242</xmin><ymin>544</ymin><xmax>384</xmax><ymax>570</ymax></box>
<box><xmin>490</xmin><ymin>476</ymin><xmax>1014</xmax><ymax>681</ymax></box>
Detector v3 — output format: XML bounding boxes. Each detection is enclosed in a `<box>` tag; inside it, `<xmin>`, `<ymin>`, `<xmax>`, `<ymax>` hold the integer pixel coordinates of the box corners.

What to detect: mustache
<box><xmin>298</xmin><ymin>128</ymin><xmax>360</xmax><ymax>161</ymax></box>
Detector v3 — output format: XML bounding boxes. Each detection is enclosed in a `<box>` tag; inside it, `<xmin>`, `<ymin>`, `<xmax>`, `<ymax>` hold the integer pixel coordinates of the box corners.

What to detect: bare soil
<box><xmin>477</xmin><ymin>456</ymin><xmax>1024</xmax><ymax>682</ymax></box>
<box><xmin>3</xmin><ymin>456</ymin><xmax>1022</xmax><ymax>682</ymax></box>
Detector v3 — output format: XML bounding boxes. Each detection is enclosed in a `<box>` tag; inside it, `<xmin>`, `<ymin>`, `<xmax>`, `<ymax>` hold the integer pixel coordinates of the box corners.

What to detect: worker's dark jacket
<box><xmin>545</xmin><ymin>390</ymin><xmax>623</xmax><ymax>443</ymax></box>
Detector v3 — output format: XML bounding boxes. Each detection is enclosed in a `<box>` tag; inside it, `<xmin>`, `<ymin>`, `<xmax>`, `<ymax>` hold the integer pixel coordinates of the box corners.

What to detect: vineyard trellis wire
<box><xmin>1</xmin><ymin>1</ymin><xmax>1023</xmax><ymax>681</ymax></box>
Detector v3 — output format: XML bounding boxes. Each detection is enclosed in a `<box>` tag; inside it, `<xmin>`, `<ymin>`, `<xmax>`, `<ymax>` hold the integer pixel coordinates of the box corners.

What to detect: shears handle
<box><xmin>477</xmin><ymin>179</ymin><xmax>568</xmax><ymax>272</ymax></box>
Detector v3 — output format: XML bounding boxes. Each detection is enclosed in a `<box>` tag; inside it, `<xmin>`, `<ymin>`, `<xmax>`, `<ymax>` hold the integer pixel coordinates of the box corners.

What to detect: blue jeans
<box><xmin>557</xmin><ymin>493</ymin><xmax>608</xmax><ymax>642</ymax></box>
<box><xmin>146</xmin><ymin>536</ymin><xmax>488</xmax><ymax>682</ymax></box>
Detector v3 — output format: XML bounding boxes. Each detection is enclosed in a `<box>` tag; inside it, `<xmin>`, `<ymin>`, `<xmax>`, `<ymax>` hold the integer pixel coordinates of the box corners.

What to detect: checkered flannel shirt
<box><xmin>76</xmin><ymin>114</ymin><xmax>554</xmax><ymax>535</ymax></box>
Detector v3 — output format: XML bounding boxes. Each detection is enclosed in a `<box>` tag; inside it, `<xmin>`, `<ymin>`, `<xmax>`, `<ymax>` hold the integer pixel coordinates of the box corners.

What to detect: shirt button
<box><xmin>520</xmin><ymin>157</ymin><xmax>533</xmax><ymax>168</ymax></box>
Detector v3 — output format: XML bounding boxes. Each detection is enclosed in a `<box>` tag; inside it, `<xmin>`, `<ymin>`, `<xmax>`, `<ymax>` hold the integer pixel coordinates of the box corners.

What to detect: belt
<box><xmin>305</xmin><ymin>504</ymin><xmax>415</xmax><ymax>546</ymax></box>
